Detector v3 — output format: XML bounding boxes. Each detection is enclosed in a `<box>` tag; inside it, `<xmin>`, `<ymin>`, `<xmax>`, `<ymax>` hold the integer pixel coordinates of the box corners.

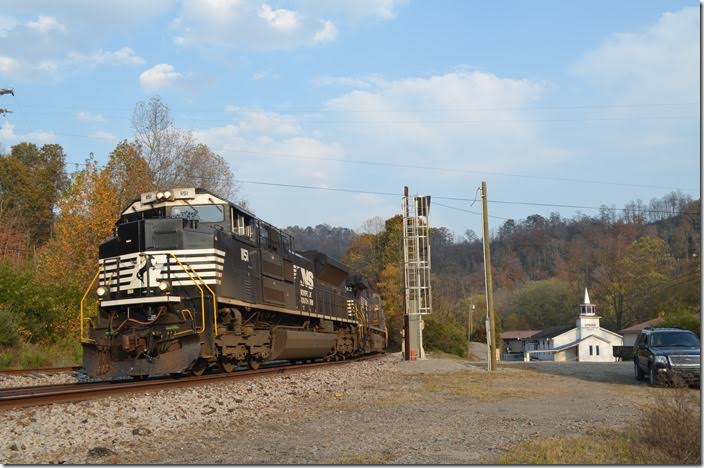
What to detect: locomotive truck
<box><xmin>81</xmin><ymin>188</ymin><xmax>387</xmax><ymax>378</ymax></box>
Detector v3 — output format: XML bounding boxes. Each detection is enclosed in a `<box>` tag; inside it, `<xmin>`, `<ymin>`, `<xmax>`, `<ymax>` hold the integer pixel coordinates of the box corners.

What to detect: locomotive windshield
<box><xmin>170</xmin><ymin>204</ymin><xmax>225</xmax><ymax>222</ymax></box>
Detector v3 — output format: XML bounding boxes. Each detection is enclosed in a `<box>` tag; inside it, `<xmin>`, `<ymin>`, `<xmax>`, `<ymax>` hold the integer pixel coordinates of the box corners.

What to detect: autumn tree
<box><xmin>0</xmin><ymin>143</ymin><xmax>67</xmax><ymax>245</ymax></box>
<box><xmin>38</xmin><ymin>158</ymin><xmax>120</xmax><ymax>291</ymax></box>
<box><xmin>132</xmin><ymin>96</ymin><xmax>238</xmax><ymax>200</ymax></box>
<box><xmin>104</xmin><ymin>141</ymin><xmax>153</xmax><ymax>210</ymax></box>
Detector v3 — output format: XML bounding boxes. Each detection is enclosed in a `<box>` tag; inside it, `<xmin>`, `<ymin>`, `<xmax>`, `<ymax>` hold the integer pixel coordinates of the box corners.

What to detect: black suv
<box><xmin>634</xmin><ymin>327</ymin><xmax>700</xmax><ymax>386</ymax></box>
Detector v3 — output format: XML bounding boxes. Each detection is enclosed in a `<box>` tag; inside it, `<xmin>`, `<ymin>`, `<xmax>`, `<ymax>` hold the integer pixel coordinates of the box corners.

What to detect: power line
<box><xmin>10</xmin><ymin>112</ymin><xmax>700</xmax><ymax>126</ymax></box>
<box><xmin>64</xmin><ymin>161</ymin><xmax>698</xmax><ymax>218</ymax></box>
<box><xmin>24</xmin><ymin>130</ymin><xmax>698</xmax><ymax>193</ymax></box>
<box><xmin>433</xmin><ymin>201</ymin><xmax>510</xmax><ymax>220</ymax></box>
<box><xmin>17</xmin><ymin>101</ymin><xmax>699</xmax><ymax>114</ymax></box>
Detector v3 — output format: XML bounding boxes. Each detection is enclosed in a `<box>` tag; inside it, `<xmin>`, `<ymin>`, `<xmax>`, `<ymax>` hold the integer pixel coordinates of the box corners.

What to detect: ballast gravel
<box><xmin>0</xmin><ymin>372</ymin><xmax>79</xmax><ymax>389</ymax></box>
<box><xmin>0</xmin><ymin>355</ymin><xmax>679</xmax><ymax>464</ymax></box>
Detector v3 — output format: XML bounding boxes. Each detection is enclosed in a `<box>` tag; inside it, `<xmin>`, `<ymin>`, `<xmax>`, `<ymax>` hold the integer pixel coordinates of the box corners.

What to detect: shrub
<box><xmin>661</xmin><ymin>311</ymin><xmax>701</xmax><ymax>336</ymax></box>
<box><xmin>638</xmin><ymin>389</ymin><xmax>701</xmax><ymax>464</ymax></box>
<box><xmin>423</xmin><ymin>314</ymin><xmax>466</xmax><ymax>357</ymax></box>
<box><xmin>0</xmin><ymin>309</ymin><xmax>20</xmax><ymax>347</ymax></box>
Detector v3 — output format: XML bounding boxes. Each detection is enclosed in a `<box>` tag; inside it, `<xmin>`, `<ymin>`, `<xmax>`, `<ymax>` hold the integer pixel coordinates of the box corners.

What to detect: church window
<box><xmin>589</xmin><ymin>345</ymin><xmax>593</xmax><ymax>356</ymax></box>
<box><xmin>596</xmin><ymin>345</ymin><xmax>600</xmax><ymax>356</ymax></box>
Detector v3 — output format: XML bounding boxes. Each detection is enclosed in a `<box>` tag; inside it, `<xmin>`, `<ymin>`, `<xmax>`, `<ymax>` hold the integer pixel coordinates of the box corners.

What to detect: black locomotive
<box><xmin>81</xmin><ymin>188</ymin><xmax>387</xmax><ymax>378</ymax></box>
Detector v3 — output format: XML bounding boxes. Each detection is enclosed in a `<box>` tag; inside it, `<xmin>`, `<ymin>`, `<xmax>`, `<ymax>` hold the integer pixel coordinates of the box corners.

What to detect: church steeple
<box><xmin>580</xmin><ymin>288</ymin><xmax>595</xmax><ymax>316</ymax></box>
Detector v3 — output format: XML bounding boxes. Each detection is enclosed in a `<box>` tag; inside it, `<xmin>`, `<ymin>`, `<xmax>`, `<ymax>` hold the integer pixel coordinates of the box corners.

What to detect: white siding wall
<box><xmin>622</xmin><ymin>332</ymin><xmax>638</xmax><ymax>347</ymax></box>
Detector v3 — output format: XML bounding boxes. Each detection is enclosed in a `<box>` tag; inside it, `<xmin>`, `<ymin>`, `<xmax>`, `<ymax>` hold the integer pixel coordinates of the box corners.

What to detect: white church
<box><xmin>524</xmin><ymin>289</ymin><xmax>623</xmax><ymax>362</ymax></box>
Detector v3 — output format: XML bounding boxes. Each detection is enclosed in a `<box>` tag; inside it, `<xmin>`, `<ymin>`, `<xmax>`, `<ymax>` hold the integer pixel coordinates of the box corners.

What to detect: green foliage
<box><xmin>502</xmin><ymin>279</ymin><xmax>578</xmax><ymax>329</ymax></box>
<box><xmin>0</xmin><ymin>142</ymin><xmax>67</xmax><ymax>245</ymax></box>
<box><xmin>0</xmin><ymin>260</ymin><xmax>81</xmax><ymax>343</ymax></box>
<box><xmin>423</xmin><ymin>313</ymin><xmax>466</xmax><ymax>357</ymax></box>
<box><xmin>0</xmin><ymin>309</ymin><xmax>19</xmax><ymax>347</ymax></box>
<box><xmin>661</xmin><ymin>310</ymin><xmax>701</xmax><ymax>336</ymax></box>
<box><xmin>0</xmin><ymin>352</ymin><xmax>12</xmax><ymax>368</ymax></box>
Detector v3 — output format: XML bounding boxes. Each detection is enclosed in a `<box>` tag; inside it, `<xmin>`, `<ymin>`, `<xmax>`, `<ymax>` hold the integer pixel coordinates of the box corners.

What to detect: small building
<box><xmin>500</xmin><ymin>330</ymin><xmax>539</xmax><ymax>360</ymax></box>
<box><xmin>523</xmin><ymin>289</ymin><xmax>624</xmax><ymax>362</ymax></box>
<box><xmin>619</xmin><ymin>317</ymin><xmax>665</xmax><ymax>347</ymax></box>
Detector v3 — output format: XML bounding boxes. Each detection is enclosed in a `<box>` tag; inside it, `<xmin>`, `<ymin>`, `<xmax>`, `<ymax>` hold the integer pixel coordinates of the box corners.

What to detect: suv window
<box><xmin>651</xmin><ymin>332</ymin><xmax>699</xmax><ymax>347</ymax></box>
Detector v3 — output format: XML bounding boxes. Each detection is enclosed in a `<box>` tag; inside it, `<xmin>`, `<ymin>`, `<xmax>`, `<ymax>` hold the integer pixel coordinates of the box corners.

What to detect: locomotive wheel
<box><xmin>191</xmin><ymin>359</ymin><xmax>208</xmax><ymax>376</ymax></box>
<box><xmin>219</xmin><ymin>358</ymin><xmax>236</xmax><ymax>373</ymax></box>
<box><xmin>248</xmin><ymin>359</ymin><xmax>261</xmax><ymax>370</ymax></box>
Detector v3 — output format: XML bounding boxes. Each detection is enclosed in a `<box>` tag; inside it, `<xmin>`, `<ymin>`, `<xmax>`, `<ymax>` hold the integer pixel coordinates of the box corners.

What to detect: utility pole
<box><xmin>467</xmin><ymin>300</ymin><xmax>475</xmax><ymax>360</ymax></box>
<box><xmin>481</xmin><ymin>181</ymin><xmax>497</xmax><ymax>371</ymax></box>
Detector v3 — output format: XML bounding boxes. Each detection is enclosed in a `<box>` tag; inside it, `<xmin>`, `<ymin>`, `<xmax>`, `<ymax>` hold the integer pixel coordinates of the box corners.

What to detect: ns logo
<box><xmin>297</xmin><ymin>267</ymin><xmax>314</xmax><ymax>289</ymax></box>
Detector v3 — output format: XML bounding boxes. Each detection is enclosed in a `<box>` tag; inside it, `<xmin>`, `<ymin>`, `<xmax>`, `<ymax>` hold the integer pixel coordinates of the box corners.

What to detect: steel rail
<box><xmin>0</xmin><ymin>355</ymin><xmax>383</xmax><ymax>410</ymax></box>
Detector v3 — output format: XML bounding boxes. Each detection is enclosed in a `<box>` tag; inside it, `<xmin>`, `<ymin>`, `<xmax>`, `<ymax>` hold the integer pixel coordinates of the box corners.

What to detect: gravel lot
<box><xmin>0</xmin><ymin>354</ymin><xmax>691</xmax><ymax>464</ymax></box>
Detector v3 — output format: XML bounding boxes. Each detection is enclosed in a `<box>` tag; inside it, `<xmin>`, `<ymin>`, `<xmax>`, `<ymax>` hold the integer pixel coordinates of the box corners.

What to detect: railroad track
<box><xmin>0</xmin><ymin>355</ymin><xmax>382</xmax><ymax>410</ymax></box>
<box><xmin>0</xmin><ymin>366</ymin><xmax>81</xmax><ymax>376</ymax></box>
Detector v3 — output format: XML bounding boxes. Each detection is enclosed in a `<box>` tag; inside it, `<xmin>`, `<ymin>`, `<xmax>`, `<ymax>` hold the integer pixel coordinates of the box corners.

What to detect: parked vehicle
<box><xmin>633</xmin><ymin>327</ymin><xmax>700</xmax><ymax>386</ymax></box>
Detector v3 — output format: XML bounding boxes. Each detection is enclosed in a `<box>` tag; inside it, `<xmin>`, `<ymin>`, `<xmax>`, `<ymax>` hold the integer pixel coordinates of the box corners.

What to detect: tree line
<box><xmin>291</xmin><ymin>193</ymin><xmax>700</xmax><ymax>355</ymax></box>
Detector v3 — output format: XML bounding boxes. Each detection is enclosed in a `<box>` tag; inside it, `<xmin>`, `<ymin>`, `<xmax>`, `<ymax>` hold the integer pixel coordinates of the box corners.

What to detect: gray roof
<box><xmin>529</xmin><ymin>325</ymin><xmax>574</xmax><ymax>340</ymax></box>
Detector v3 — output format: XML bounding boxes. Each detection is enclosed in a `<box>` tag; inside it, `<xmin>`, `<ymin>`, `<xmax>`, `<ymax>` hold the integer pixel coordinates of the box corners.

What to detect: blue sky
<box><xmin>0</xmin><ymin>0</ymin><xmax>699</xmax><ymax>237</ymax></box>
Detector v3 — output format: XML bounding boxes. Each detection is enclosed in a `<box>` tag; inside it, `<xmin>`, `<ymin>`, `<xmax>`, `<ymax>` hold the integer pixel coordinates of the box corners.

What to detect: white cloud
<box><xmin>258</xmin><ymin>4</ymin><xmax>300</xmax><ymax>31</ymax></box>
<box><xmin>567</xmin><ymin>6</ymin><xmax>698</xmax><ymax>157</ymax></box>
<box><xmin>67</xmin><ymin>47</ymin><xmax>145</xmax><ymax>66</ymax></box>
<box><xmin>27</xmin><ymin>15</ymin><xmax>67</xmax><ymax>34</ymax></box>
<box><xmin>0</xmin><ymin>2</ymin><xmax>168</xmax><ymax>81</ymax></box>
<box><xmin>171</xmin><ymin>0</ymin><xmax>406</xmax><ymax>50</ymax></box>
<box><xmin>0</xmin><ymin>56</ymin><xmax>19</xmax><ymax>75</ymax></box>
<box><xmin>570</xmin><ymin>6</ymin><xmax>697</xmax><ymax>103</ymax></box>
<box><xmin>311</xmin><ymin>74</ymin><xmax>386</xmax><ymax>89</ymax></box>
<box><xmin>0</xmin><ymin>122</ymin><xmax>56</xmax><ymax>145</ymax></box>
<box><xmin>290</xmin><ymin>0</ymin><xmax>407</xmax><ymax>22</ymax></box>
<box><xmin>322</xmin><ymin>70</ymin><xmax>568</xmax><ymax>174</ymax></box>
<box><xmin>89</xmin><ymin>130</ymin><xmax>118</xmax><ymax>142</ymax></box>
<box><xmin>139</xmin><ymin>63</ymin><xmax>184</xmax><ymax>91</ymax></box>
<box><xmin>313</xmin><ymin>20</ymin><xmax>337</xmax><ymax>43</ymax></box>
<box><xmin>191</xmin><ymin>107</ymin><xmax>346</xmax><ymax>192</ymax></box>
<box><xmin>77</xmin><ymin>111</ymin><xmax>106</xmax><ymax>122</ymax></box>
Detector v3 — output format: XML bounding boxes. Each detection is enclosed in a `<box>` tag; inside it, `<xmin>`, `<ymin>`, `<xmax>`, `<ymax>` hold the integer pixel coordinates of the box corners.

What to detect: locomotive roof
<box><xmin>122</xmin><ymin>187</ymin><xmax>257</xmax><ymax>219</ymax></box>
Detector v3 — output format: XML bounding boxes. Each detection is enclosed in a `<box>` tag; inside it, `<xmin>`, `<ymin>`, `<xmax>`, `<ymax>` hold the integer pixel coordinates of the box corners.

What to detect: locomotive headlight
<box><xmin>157</xmin><ymin>280</ymin><xmax>171</xmax><ymax>293</ymax></box>
<box><xmin>157</xmin><ymin>191</ymin><xmax>165</xmax><ymax>200</ymax></box>
<box><xmin>96</xmin><ymin>286</ymin><xmax>107</xmax><ymax>298</ymax></box>
<box><xmin>164</xmin><ymin>190</ymin><xmax>172</xmax><ymax>200</ymax></box>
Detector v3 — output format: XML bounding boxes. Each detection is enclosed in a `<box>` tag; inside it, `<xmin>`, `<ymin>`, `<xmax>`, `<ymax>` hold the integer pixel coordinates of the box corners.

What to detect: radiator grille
<box><xmin>669</xmin><ymin>355</ymin><xmax>700</xmax><ymax>367</ymax></box>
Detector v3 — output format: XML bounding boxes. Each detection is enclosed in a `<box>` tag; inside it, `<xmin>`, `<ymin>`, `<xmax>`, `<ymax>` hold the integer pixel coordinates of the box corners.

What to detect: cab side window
<box><xmin>231</xmin><ymin>207</ymin><xmax>254</xmax><ymax>240</ymax></box>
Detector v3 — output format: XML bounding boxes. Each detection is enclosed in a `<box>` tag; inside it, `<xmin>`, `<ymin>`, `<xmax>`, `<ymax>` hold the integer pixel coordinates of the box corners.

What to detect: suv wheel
<box><xmin>648</xmin><ymin>365</ymin><xmax>659</xmax><ymax>387</ymax></box>
<box><xmin>634</xmin><ymin>360</ymin><xmax>645</xmax><ymax>381</ymax></box>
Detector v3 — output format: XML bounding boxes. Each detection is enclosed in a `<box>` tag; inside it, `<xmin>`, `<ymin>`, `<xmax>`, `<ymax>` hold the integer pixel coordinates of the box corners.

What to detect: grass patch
<box><xmin>495</xmin><ymin>387</ymin><xmax>700</xmax><ymax>464</ymax></box>
<box><xmin>426</xmin><ymin>350</ymin><xmax>464</xmax><ymax>360</ymax></box>
<box><xmin>0</xmin><ymin>338</ymin><xmax>82</xmax><ymax>369</ymax></box>
<box><xmin>416</xmin><ymin>368</ymin><xmax>564</xmax><ymax>402</ymax></box>
<box><xmin>493</xmin><ymin>430</ymin><xmax>663</xmax><ymax>464</ymax></box>
<box><xmin>335</xmin><ymin>450</ymin><xmax>397</xmax><ymax>464</ymax></box>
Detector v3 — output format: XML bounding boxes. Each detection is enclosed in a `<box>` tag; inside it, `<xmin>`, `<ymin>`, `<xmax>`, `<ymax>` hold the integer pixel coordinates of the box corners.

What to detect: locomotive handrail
<box><xmin>183</xmin><ymin>263</ymin><xmax>219</xmax><ymax>336</ymax></box>
<box><xmin>168</xmin><ymin>253</ymin><xmax>218</xmax><ymax>336</ymax></box>
<box><xmin>80</xmin><ymin>271</ymin><xmax>100</xmax><ymax>343</ymax></box>
<box><xmin>168</xmin><ymin>253</ymin><xmax>208</xmax><ymax>335</ymax></box>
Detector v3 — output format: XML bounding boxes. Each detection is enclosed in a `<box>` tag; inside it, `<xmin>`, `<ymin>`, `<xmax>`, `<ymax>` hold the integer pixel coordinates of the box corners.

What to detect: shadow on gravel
<box><xmin>500</xmin><ymin>361</ymin><xmax>647</xmax><ymax>387</ymax></box>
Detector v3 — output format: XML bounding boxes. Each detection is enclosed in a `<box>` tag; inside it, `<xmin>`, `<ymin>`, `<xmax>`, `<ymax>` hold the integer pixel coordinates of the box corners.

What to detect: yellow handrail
<box><xmin>168</xmin><ymin>253</ymin><xmax>207</xmax><ymax>334</ymax></box>
<box><xmin>80</xmin><ymin>271</ymin><xmax>100</xmax><ymax>343</ymax></box>
<box><xmin>185</xmin><ymin>264</ymin><xmax>219</xmax><ymax>336</ymax></box>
